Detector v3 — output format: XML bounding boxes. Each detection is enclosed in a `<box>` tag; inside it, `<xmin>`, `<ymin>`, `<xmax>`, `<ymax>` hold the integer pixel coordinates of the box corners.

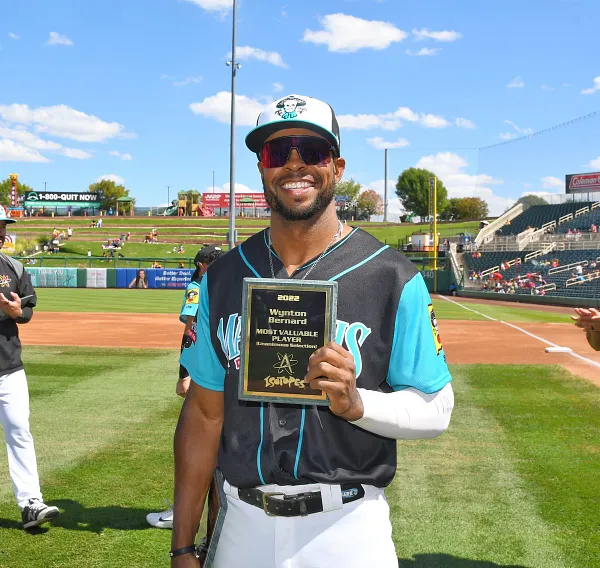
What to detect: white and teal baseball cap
<box><xmin>0</xmin><ymin>205</ymin><xmax>16</xmax><ymax>224</ymax></box>
<box><xmin>245</xmin><ymin>94</ymin><xmax>341</xmax><ymax>157</ymax></box>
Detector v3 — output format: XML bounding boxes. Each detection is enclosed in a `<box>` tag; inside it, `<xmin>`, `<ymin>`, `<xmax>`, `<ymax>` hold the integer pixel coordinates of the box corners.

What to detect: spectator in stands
<box><xmin>591</xmin><ymin>224</ymin><xmax>598</xmax><ymax>233</ymax></box>
<box><xmin>151</xmin><ymin>260</ymin><xmax>163</xmax><ymax>269</ymax></box>
<box><xmin>129</xmin><ymin>269</ymin><xmax>148</xmax><ymax>289</ymax></box>
<box><xmin>572</xmin><ymin>308</ymin><xmax>600</xmax><ymax>351</ymax></box>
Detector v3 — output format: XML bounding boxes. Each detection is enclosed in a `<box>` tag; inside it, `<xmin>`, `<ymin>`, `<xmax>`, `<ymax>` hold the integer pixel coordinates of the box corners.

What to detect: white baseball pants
<box><xmin>0</xmin><ymin>369</ymin><xmax>43</xmax><ymax>509</ymax></box>
<box><xmin>213</xmin><ymin>480</ymin><xmax>398</xmax><ymax>568</ymax></box>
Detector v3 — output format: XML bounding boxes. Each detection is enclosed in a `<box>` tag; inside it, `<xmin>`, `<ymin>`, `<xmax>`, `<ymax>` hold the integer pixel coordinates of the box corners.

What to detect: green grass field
<box><xmin>32</xmin><ymin>288</ymin><xmax>572</xmax><ymax>323</ymax></box>
<box><xmin>0</xmin><ymin>350</ymin><xmax>597</xmax><ymax>567</ymax></box>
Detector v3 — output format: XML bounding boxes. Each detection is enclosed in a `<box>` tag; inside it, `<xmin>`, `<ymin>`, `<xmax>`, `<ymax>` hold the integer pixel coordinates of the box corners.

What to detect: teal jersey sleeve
<box><xmin>179</xmin><ymin>275</ymin><xmax>226</xmax><ymax>391</ymax></box>
<box><xmin>179</xmin><ymin>281</ymin><xmax>201</xmax><ymax>323</ymax></box>
<box><xmin>386</xmin><ymin>273</ymin><xmax>452</xmax><ymax>393</ymax></box>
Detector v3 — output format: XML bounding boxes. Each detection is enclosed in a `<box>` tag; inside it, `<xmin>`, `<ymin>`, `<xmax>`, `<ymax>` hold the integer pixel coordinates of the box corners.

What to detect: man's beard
<box><xmin>263</xmin><ymin>176</ymin><xmax>336</xmax><ymax>221</ymax></box>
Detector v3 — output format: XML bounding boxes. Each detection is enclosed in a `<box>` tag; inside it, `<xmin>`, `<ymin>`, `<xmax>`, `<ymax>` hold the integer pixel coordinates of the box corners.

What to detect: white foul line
<box><xmin>437</xmin><ymin>295</ymin><xmax>600</xmax><ymax>371</ymax></box>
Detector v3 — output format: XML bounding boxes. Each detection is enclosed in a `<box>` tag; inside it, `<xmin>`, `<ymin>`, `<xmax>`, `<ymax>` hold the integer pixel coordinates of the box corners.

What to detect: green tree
<box><xmin>0</xmin><ymin>177</ymin><xmax>34</xmax><ymax>207</ymax></box>
<box><xmin>334</xmin><ymin>179</ymin><xmax>362</xmax><ymax>202</ymax></box>
<box><xmin>395</xmin><ymin>168</ymin><xmax>448</xmax><ymax>220</ymax></box>
<box><xmin>89</xmin><ymin>179</ymin><xmax>133</xmax><ymax>211</ymax></box>
<box><xmin>450</xmin><ymin>197</ymin><xmax>489</xmax><ymax>219</ymax></box>
<box><xmin>357</xmin><ymin>189</ymin><xmax>383</xmax><ymax>220</ymax></box>
<box><xmin>514</xmin><ymin>194</ymin><xmax>548</xmax><ymax>209</ymax></box>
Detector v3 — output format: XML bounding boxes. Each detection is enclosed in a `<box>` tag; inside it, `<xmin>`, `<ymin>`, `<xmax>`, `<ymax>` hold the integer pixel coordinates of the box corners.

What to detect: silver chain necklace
<box><xmin>268</xmin><ymin>220</ymin><xmax>343</xmax><ymax>280</ymax></box>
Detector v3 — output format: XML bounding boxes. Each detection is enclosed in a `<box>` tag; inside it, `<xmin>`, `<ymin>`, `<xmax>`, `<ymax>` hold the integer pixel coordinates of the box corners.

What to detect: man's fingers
<box><xmin>305</xmin><ymin>361</ymin><xmax>344</xmax><ymax>384</ymax></box>
<box><xmin>0</xmin><ymin>293</ymin><xmax>8</xmax><ymax>303</ymax></box>
<box><xmin>308</xmin><ymin>347</ymin><xmax>350</xmax><ymax>373</ymax></box>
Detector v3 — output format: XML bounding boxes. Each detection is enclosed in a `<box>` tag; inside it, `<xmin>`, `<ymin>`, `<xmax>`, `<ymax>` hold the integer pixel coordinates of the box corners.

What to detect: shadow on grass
<box><xmin>37</xmin><ymin>499</ymin><xmax>159</xmax><ymax>533</ymax></box>
<box><xmin>0</xmin><ymin>518</ymin><xmax>50</xmax><ymax>534</ymax></box>
<box><xmin>398</xmin><ymin>555</ymin><xmax>527</xmax><ymax>567</ymax></box>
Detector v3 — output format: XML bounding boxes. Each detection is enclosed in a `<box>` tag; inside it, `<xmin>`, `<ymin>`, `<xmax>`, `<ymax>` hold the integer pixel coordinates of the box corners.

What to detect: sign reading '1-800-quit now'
<box><xmin>239</xmin><ymin>278</ymin><xmax>338</xmax><ymax>406</ymax></box>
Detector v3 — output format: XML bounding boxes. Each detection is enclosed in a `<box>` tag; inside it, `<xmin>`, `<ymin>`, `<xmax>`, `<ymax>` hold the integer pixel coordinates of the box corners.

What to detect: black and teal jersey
<box><xmin>180</xmin><ymin>228</ymin><xmax>452</xmax><ymax>488</ymax></box>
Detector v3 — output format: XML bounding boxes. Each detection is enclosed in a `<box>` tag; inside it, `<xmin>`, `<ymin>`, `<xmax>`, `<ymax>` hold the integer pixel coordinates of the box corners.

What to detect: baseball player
<box><xmin>572</xmin><ymin>308</ymin><xmax>600</xmax><ymax>351</ymax></box>
<box><xmin>146</xmin><ymin>245</ymin><xmax>222</xmax><ymax>530</ymax></box>
<box><xmin>171</xmin><ymin>95</ymin><xmax>454</xmax><ymax>567</ymax></box>
<box><xmin>0</xmin><ymin>205</ymin><xmax>60</xmax><ymax>529</ymax></box>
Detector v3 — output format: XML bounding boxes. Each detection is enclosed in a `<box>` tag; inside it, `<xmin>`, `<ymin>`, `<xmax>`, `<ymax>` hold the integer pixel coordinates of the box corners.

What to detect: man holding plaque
<box><xmin>172</xmin><ymin>94</ymin><xmax>454</xmax><ymax>567</ymax></box>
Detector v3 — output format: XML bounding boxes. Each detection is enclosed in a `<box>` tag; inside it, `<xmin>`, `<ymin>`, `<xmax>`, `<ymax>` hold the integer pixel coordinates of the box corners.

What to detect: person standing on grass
<box><xmin>0</xmin><ymin>205</ymin><xmax>60</xmax><ymax>530</ymax></box>
<box><xmin>146</xmin><ymin>245</ymin><xmax>222</xmax><ymax>530</ymax></box>
<box><xmin>572</xmin><ymin>308</ymin><xmax>600</xmax><ymax>351</ymax></box>
<box><xmin>171</xmin><ymin>94</ymin><xmax>454</xmax><ymax>567</ymax></box>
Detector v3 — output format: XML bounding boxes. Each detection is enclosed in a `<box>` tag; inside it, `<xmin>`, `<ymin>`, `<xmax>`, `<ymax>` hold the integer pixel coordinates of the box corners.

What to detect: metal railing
<box><xmin>566</xmin><ymin>270</ymin><xmax>600</xmax><ymax>287</ymax></box>
<box><xmin>548</xmin><ymin>260</ymin><xmax>588</xmax><ymax>275</ymax></box>
<box><xmin>14</xmin><ymin>255</ymin><xmax>196</xmax><ymax>269</ymax></box>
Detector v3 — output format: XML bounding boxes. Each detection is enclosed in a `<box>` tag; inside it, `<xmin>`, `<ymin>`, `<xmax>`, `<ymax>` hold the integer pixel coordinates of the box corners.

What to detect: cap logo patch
<box><xmin>276</xmin><ymin>96</ymin><xmax>307</xmax><ymax>120</ymax></box>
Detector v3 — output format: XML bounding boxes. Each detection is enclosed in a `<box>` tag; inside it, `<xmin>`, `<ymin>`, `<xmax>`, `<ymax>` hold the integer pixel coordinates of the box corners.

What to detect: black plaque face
<box><xmin>239</xmin><ymin>278</ymin><xmax>337</xmax><ymax>405</ymax></box>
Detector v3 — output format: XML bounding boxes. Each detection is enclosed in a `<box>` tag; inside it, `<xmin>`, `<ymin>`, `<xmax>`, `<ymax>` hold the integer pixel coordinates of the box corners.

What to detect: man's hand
<box><xmin>0</xmin><ymin>292</ymin><xmax>23</xmax><ymax>320</ymax></box>
<box><xmin>572</xmin><ymin>308</ymin><xmax>600</xmax><ymax>331</ymax></box>
<box><xmin>171</xmin><ymin>554</ymin><xmax>200</xmax><ymax>568</ymax></box>
<box><xmin>305</xmin><ymin>342</ymin><xmax>364</xmax><ymax>421</ymax></box>
<box><xmin>176</xmin><ymin>377</ymin><xmax>191</xmax><ymax>398</ymax></box>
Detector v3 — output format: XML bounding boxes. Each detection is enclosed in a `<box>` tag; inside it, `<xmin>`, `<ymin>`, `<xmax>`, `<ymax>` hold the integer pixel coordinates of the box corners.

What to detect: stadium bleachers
<box><xmin>498</xmin><ymin>202</ymin><xmax>595</xmax><ymax>236</ymax></box>
<box><xmin>464</xmin><ymin>249</ymin><xmax>600</xmax><ymax>298</ymax></box>
<box><xmin>554</xmin><ymin>207</ymin><xmax>600</xmax><ymax>233</ymax></box>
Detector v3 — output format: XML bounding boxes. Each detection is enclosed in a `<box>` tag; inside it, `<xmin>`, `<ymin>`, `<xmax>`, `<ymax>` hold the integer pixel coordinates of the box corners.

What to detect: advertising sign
<box><xmin>153</xmin><ymin>269</ymin><xmax>194</xmax><ymax>289</ymax></box>
<box><xmin>26</xmin><ymin>268</ymin><xmax>78</xmax><ymax>288</ymax></box>
<box><xmin>1</xmin><ymin>234</ymin><xmax>16</xmax><ymax>254</ymax></box>
<box><xmin>24</xmin><ymin>191</ymin><xmax>101</xmax><ymax>207</ymax></box>
<box><xmin>565</xmin><ymin>172</ymin><xmax>600</xmax><ymax>194</ymax></box>
<box><xmin>202</xmin><ymin>193</ymin><xmax>268</xmax><ymax>209</ymax></box>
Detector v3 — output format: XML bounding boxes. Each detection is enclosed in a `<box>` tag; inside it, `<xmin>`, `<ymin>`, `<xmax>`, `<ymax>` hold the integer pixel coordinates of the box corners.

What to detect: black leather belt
<box><xmin>238</xmin><ymin>484</ymin><xmax>365</xmax><ymax>517</ymax></box>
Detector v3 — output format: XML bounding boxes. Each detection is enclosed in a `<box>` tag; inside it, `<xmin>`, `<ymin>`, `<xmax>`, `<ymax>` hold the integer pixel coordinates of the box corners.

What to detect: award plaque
<box><xmin>239</xmin><ymin>278</ymin><xmax>338</xmax><ymax>406</ymax></box>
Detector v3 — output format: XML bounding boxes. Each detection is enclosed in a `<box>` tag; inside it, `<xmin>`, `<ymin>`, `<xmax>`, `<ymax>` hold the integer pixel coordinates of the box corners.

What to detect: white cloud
<box><xmin>541</xmin><ymin>84</ymin><xmax>555</xmax><ymax>91</ymax></box>
<box><xmin>109</xmin><ymin>150</ymin><xmax>132</xmax><ymax>161</ymax></box>
<box><xmin>507</xmin><ymin>76</ymin><xmax>525</xmax><ymax>88</ymax></box>
<box><xmin>190</xmin><ymin>92</ymin><xmax>266</xmax><ymax>126</ymax></box>
<box><xmin>0</xmin><ymin>139</ymin><xmax>50</xmax><ymax>162</ymax></box>
<box><xmin>338</xmin><ymin>106</ymin><xmax>453</xmax><ymax>131</ymax></box>
<box><xmin>0</xmin><ymin>126</ymin><xmax>62</xmax><ymax>151</ymax></box>
<box><xmin>499</xmin><ymin>119</ymin><xmax>533</xmax><ymax>140</ymax></box>
<box><xmin>0</xmin><ymin>103</ymin><xmax>129</xmax><ymax>142</ymax></box>
<box><xmin>587</xmin><ymin>156</ymin><xmax>600</xmax><ymax>169</ymax></box>
<box><xmin>415</xmin><ymin>152</ymin><xmax>511</xmax><ymax>216</ymax></box>
<box><xmin>338</xmin><ymin>113</ymin><xmax>401</xmax><ymax>131</ymax></box>
<box><xmin>455</xmin><ymin>117</ymin><xmax>476</xmax><ymax>129</ymax></box>
<box><xmin>173</xmin><ymin>76</ymin><xmax>203</xmax><ymax>87</ymax></box>
<box><xmin>273</xmin><ymin>82</ymin><xmax>284</xmax><ymax>93</ymax></box>
<box><xmin>303</xmin><ymin>13</ymin><xmax>407</xmax><ymax>53</ymax></box>
<box><xmin>541</xmin><ymin>176</ymin><xmax>563</xmax><ymax>189</ymax></box>
<box><xmin>581</xmin><ymin>76</ymin><xmax>600</xmax><ymax>95</ymax></box>
<box><xmin>412</xmin><ymin>28</ymin><xmax>462</xmax><ymax>42</ymax></box>
<box><xmin>209</xmin><ymin>182</ymin><xmax>257</xmax><ymax>194</ymax></box>
<box><xmin>235</xmin><ymin>46</ymin><xmax>288</xmax><ymax>68</ymax></box>
<box><xmin>406</xmin><ymin>48</ymin><xmax>441</xmax><ymax>56</ymax></box>
<box><xmin>420</xmin><ymin>114</ymin><xmax>451</xmax><ymax>128</ymax></box>
<box><xmin>366</xmin><ymin>137</ymin><xmax>409</xmax><ymax>150</ymax></box>
<box><xmin>160</xmin><ymin>74</ymin><xmax>172</xmax><ymax>80</ymax></box>
<box><xmin>97</xmin><ymin>174</ymin><xmax>125</xmax><ymax>185</ymax></box>
<box><xmin>183</xmin><ymin>0</ymin><xmax>232</xmax><ymax>12</ymax></box>
<box><xmin>61</xmin><ymin>148</ymin><xmax>93</xmax><ymax>160</ymax></box>
<box><xmin>8</xmin><ymin>33</ymin><xmax>19</xmax><ymax>40</ymax></box>
<box><xmin>48</xmin><ymin>32</ymin><xmax>73</xmax><ymax>46</ymax></box>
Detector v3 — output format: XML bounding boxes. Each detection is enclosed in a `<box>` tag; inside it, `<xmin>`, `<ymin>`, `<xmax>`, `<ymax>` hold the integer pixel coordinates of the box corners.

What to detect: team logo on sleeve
<box><xmin>428</xmin><ymin>304</ymin><xmax>443</xmax><ymax>356</ymax></box>
<box><xmin>185</xmin><ymin>289</ymin><xmax>199</xmax><ymax>305</ymax></box>
<box><xmin>182</xmin><ymin>320</ymin><xmax>197</xmax><ymax>349</ymax></box>
<box><xmin>0</xmin><ymin>275</ymin><xmax>11</xmax><ymax>288</ymax></box>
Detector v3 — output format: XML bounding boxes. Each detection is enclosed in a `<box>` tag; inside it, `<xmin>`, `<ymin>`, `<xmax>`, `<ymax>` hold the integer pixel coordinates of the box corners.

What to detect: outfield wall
<box><xmin>25</xmin><ymin>267</ymin><xmax>194</xmax><ymax>289</ymax></box>
<box><xmin>458</xmin><ymin>290</ymin><xmax>600</xmax><ymax>309</ymax></box>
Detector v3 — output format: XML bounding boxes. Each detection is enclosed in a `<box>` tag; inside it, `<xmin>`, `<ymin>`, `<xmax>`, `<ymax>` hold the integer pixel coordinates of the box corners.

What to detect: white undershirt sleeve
<box><xmin>349</xmin><ymin>382</ymin><xmax>454</xmax><ymax>440</ymax></box>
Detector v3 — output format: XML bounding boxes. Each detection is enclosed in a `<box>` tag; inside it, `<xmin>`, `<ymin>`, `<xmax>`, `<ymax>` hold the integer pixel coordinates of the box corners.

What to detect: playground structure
<box><xmin>176</xmin><ymin>191</ymin><xmax>214</xmax><ymax>217</ymax></box>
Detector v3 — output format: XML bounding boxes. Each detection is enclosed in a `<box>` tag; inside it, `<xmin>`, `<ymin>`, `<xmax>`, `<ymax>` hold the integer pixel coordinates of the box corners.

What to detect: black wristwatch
<box><xmin>169</xmin><ymin>545</ymin><xmax>198</xmax><ymax>558</ymax></box>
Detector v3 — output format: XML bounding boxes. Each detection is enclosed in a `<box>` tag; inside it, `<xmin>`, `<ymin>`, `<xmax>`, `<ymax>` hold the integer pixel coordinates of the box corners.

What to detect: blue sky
<box><xmin>1</xmin><ymin>0</ymin><xmax>599</xmax><ymax>216</ymax></box>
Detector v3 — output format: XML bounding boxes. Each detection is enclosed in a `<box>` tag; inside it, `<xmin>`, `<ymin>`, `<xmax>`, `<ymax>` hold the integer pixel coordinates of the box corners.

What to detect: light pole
<box><xmin>226</xmin><ymin>0</ymin><xmax>241</xmax><ymax>249</ymax></box>
<box><xmin>384</xmin><ymin>149</ymin><xmax>388</xmax><ymax>222</ymax></box>
<box><xmin>212</xmin><ymin>170</ymin><xmax>215</xmax><ymax>193</ymax></box>
<box><xmin>166</xmin><ymin>185</ymin><xmax>171</xmax><ymax>206</ymax></box>
<box><xmin>43</xmin><ymin>181</ymin><xmax>47</xmax><ymax>192</ymax></box>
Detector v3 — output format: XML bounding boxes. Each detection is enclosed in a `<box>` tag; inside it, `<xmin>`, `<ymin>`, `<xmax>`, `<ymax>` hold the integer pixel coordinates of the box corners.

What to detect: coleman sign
<box><xmin>565</xmin><ymin>173</ymin><xmax>600</xmax><ymax>194</ymax></box>
<box><xmin>202</xmin><ymin>192</ymin><xmax>268</xmax><ymax>208</ymax></box>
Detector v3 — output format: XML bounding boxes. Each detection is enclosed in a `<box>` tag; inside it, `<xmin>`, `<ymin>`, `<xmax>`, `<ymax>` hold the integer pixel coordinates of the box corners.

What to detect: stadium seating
<box><xmin>554</xmin><ymin>207</ymin><xmax>600</xmax><ymax>233</ymax></box>
<box><xmin>498</xmin><ymin>203</ymin><xmax>595</xmax><ymax>236</ymax></box>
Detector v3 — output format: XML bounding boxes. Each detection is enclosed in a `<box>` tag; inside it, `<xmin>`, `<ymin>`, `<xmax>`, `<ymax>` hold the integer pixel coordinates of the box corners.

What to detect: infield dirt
<box><xmin>19</xmin><ymin>311</ymin><xmax>600</xmax><ymax>386</ymax></box>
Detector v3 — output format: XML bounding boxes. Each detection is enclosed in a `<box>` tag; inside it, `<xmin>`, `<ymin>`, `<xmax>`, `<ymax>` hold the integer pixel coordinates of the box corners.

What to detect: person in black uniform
<box><xmin>170</xmin><ymin>95</ymin><xmax>454</xmax><ymax>567</ymax></box>
<box><xmin>0</xmin><ymin>205</ymin><xmax>60</xmax><ymax>529</ymax></box>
